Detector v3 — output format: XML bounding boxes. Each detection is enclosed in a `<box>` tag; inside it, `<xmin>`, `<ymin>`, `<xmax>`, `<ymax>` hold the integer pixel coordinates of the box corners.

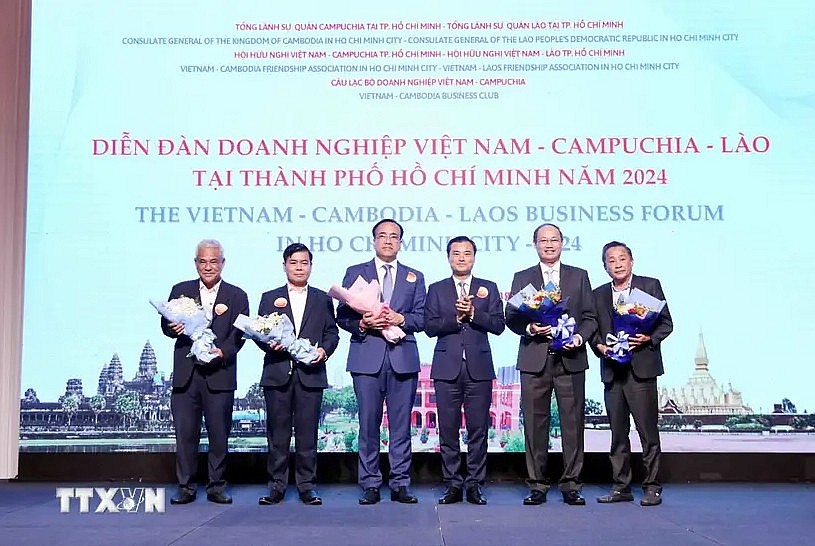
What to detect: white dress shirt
<box><xmin>611</xmin><ymin>276</ymin><xmax>633</xmax><ymax>306</ymax></box>
<box><xmin>453</xmin><ymin>275</ymin><xmax>473</xmax><ymax>298</ymax></box>
<box><xmin>199</xmin><ymin>280</ymin><xmax>221</xmax><ymax>321</ymax></box>
<box><xmin>374</xmin><ymin>256</ymin><xmax>399</xmax><ymax>298</ymax></box>
<box><xmin>287</xmin><ymin>284</ymin><xmax>308</xmax><ymax>336</ymax></box>
<box><xmin>538</xmin><ymin>261</ymin><xmax>561</xmax><ymax>288</ymax></box>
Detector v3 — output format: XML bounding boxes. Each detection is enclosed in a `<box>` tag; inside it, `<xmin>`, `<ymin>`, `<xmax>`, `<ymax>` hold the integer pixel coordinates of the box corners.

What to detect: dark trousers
<box><xmin>352</xmin><ymin>354</ymin><xmax>418</xmax><ymax>490</ymax></box>
<box><xmin>604</xmin><ymin>366</ymin><xmax>661</xmax><ymax>492</ymax></box>
<box><xmin>435</xmin><ymin>361</ymin><xmax>492</xmax><ymax>489</ymax></box>
<box><xmin>264</xmin><ymin>372</ymin><xmax>324</xmax><ymax>493</ymax></box>
<box><xmin>521</xmin><ymin>354</ymin><xmax>585</xmax><ymax>492</ymax></box>
<box><xmin>171</xmin><ymin>368</ymin><xmax>234</xmax><ymax>493</ymax></box>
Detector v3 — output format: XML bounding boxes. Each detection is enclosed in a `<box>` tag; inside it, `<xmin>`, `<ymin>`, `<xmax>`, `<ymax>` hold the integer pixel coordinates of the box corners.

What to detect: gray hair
<box><xmin>195</xmin><ymin>239</ymin><xmax>224</xmax><ymax>260</ymax></box>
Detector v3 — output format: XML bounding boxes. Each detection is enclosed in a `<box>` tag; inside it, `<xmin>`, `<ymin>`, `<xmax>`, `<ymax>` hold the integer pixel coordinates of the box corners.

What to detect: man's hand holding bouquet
<box><xmin>151</xmin><ymin>296</ymin><xmax>219</xmax><ymax>363</ymax></box>
<box><xmin>234</xmin><ymin>312</ymin><xmax>319</xmax><ymax>369</ymax></box>
<box><xmin>328</xmin><ymin>276</ymin><xmax>406</xmax><ymax>343</ymax></box>
<box><xmin>602</xmin><ymin>288</ymin><xmax>667</xmax><ymax>364</ymax></box>
<box><xmin>507</xmin><ymin>280</ymin><xmax>577</xmax><ymax>350</ymax></box>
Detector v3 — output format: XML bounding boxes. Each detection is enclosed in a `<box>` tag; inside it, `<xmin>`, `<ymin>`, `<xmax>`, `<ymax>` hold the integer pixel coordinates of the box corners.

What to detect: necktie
<box><xmin>458</xmin><ymin>281</ymin><xmax>468</xmax><ymax>360</ymax></box>
<box><xmin>545</xmin><ymin>269</ymin><xmax>554</xmax><ymax>286</ymax></box>
<box><xmin>382</xmin><ymin>264</ymin><xmax>393</xmax><ymax>302</ymax></box>
<box><xmin>616</xmin><ymin>292</ymin><xmax>625</xmax><ymax>305</ymax></box>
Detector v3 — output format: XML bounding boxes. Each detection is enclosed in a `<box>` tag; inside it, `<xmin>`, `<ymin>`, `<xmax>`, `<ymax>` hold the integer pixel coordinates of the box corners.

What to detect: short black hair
<box><xmin>446</xmin><ymin>236</ymin><xmax>477</xmax><ymax>256</ymax></box>
<box><xmin>371</xmin><ymin>218</ymin><xmax>404</xmax><ymax>239</ymax></box>
<box><xmin>601</xmin><ymin>241</ymin><xmax>633</xmax><ymax>264</ymax></box>
<box><xmin>283</xmin><ymin>243</ymin><xmax>313</xmax><ymax>262</ymax></box>
<box><xmin>532</xmin><ymin>223</ymin><xmax>563</xmax><ymax>242</ymax></box>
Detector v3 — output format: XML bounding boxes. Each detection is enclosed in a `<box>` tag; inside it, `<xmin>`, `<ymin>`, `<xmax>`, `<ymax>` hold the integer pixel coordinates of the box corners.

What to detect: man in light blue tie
<box><xmin>505</xmin><ymin>223</ymin><xmax>597</xmax><ymax>506</ymax></box>
<box><xmin>336</xmin><ymin>219</ymin><xmax>427</xmax><ymax>505</ymax></box>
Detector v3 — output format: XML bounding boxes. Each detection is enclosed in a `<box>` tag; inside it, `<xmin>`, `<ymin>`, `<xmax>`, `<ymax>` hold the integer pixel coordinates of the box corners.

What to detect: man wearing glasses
<box><xmin>505</xmin><ymin>224</ymin><xmax>597</xmax><ymax>506</ymax></box>
<box><xmin>337</xmin><ymin>219</ymin><xmax>427</xmax><ymax>505</ymax></box>
<box><xmin>161</xmin><ymin>239</ymin><xmax>249</xmax><ymax>505</ymax></box>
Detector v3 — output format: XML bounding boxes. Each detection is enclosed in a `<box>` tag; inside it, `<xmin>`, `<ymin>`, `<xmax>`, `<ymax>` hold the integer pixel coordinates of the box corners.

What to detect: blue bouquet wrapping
<box><xmin>234</xmin><ymin>313</ymin><xmax>318</xmax><ymax>366</ymax></box>
<box><xmin>507</xmin><ymin>281</ymin><xmax>575</xmax><ymax>350</ymax></box>
<box><xmin>150</xmin><ymin>297</ymin><xmax>217</xmax><ymax>363</ymax></box>
<box><xmin>605</xmin><ymin>288</ymin><xmax>666</xmax><ymax>364</ymax></box>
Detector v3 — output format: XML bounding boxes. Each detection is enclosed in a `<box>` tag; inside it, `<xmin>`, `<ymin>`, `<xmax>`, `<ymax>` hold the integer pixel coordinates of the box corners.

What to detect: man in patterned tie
<box><xmin>425</xmin><ymin>236</ymin><xmax>505</xmax><ymax>505</ymax></box>
<box><xmin>505</xmin><ymin>223</ymin><xmax>597</xmax><ymax>506</ymax></box>
<box><xmin>336</xmin><ymin>219</ymin><xmax>427</xmax><ymax>505</ymax></box>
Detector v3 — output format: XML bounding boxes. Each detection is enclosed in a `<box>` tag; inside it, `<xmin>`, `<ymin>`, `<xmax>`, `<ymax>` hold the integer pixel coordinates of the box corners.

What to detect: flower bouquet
<box><xmin>150</xmin><ymin>296</ymin><xmax>217</xmax><ymax>363</ymax></box>
<box><xmin>328</xmin><ymin>275</ymin><xmax>405</xmax><ymax>343</ymax></box>
<box><xmin>507</xmin><ymin>281</ymin><xmax>575</xmax><ymax>350</ymax></box>
<box><xmin>233</xmin><ymin>313</ymin><xmax>319</xmax><ymax>364</ymax></box>
<box><xmin>604</xmin><ymin>288</ymin><xmax>667</xmax><ymax>364</ymax></box>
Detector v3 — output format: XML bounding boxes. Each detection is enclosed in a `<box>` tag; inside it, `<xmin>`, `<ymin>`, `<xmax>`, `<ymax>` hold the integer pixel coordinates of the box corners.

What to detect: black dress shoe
<box><xmin>562</xmin><ymin>491</ymin><xmax>586</xmax><ymax>506</ymax></box>
<box><xmin>640</xmin><ymin>490</ymin><xmax>663</xmax><ymax>506</ymax></box>
<box><xmin>206</xmin><ymin>491</ymin><xmax>233</xmax><ymax>504</ymax></box>
<box><xmin>597</xmin><ymin>490</ymin><xmax>634</xmax><ymax>503</ymax></box>
<box><xmin>258</xmin><ymin>489</ymin><xmax>285</xmax><ymax>505</ymax></box>
<box><xmin>465</xmin><ymin>485</ymin><xmax>487</xmax><ymax>505</ymax></box>
<box><xmin>358</xmin><ymin>487</ymin><xmax>381</xmax><ymax>505</ymax></box>
<box><xmin>170</xmin><ymin>490</ymin><xmax>196</xmax><ymax>505</ymax></box>
<box><xmin>523</xmin><ymin>490</ymin><xmax>547</xmax><ymax>505</ymax></box>
<box><xmin>437</xmin><ymin>487</ymin><xmax>463</xmax><ymax>504</ymax></box>
<box><xmin>390</xmin><ymin>486</ymin><xmax>418</xmax><ymax>504</ymax></box>
<box><xmin>299</xmin><ymin>489</ymin><xmax>322</xmax><ymax>505</ymax></box>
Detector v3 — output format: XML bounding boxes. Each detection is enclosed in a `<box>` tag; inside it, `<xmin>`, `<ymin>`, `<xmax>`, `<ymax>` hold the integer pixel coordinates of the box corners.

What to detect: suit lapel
<box><xmin>363</xmin><ymin>260</ymin><xmax>378</xmax><ymax>283</ymax></box>
<box><xmin>209</xmin><ymin>282</ymin><xmax>230</xmax><ymax>326</ymax></box>
<box><xmin>530</xmin><ymin>264</ymin><xmax>544</xmax><ymax>290</ymax></box>
<box><xmin>469</xmin><ymin>277</ymin><xmax>483</xmax><ymax>309</ymax></box>
<box><xmin>558</xmin><ymin>265</ymin><xmax>572</xmax><ymax>295</ymax></box>
<box><xmin>299</xmin><ymin>287</ymin><xmax>319</xmax><ymax>338</ymax></box>
<box><xmin>601</xmin><ymin>283</ymin><xmax>614</xmax><ymax>322</ymax></box>
<box><xmin>446</xmin><ymin>277</ymin><xmax>458</xmax><ymax>303</ymax></box>
<box><xmin>389</xmin><ymin>264</ymin><xmax>403</xmax><ymax>307</ymax></box>
<box><xmin>185</xmin><ymin>280</ymin><xmax>200</xmax><ymax>302</ymax></box>
<box><xmin>276</xmin><ymin>286</ymin><xmax>295</xmax><ymax>326</ymax></box>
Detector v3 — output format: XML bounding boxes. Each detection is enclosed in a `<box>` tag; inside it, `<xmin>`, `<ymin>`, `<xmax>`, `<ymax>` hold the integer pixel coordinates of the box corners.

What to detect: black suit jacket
<box><xmin>161</xmin><ymin>279</ymin><xmax>249</xmax><ymax>391</ymax></box>
<box><xmin>425</xmin><ymin>277</ymin><xmax>505</xmax><ymax>381</ymax></box>
<box><xmin>255</xmin><ymin>285</ymin><xmax>340</xmax><ymax>389</ymax></box>
<box><xmin>505</xmin><ymin>263</ymin><xmax>597</xmax><ymax>374</ymax></box>
<box><xmin>591</xmin><ymin>274</ymin><xmax>673</xmax><ymax>383</ymax></box>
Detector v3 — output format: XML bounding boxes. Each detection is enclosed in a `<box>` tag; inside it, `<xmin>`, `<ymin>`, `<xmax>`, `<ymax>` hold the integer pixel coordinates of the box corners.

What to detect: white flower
<box><xmin>164</xmin><ymin>296</ymin><xmax>203</xmax><ymax>317</ymax></box>
<box><xmin>251</xmin><ymin>313</ymin><xmax>285</xmax><ymax>334</ymax></box>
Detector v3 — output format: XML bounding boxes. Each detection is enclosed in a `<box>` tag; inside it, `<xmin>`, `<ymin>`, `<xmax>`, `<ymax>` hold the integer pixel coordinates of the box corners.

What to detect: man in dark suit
<box><xmin>161</xmin><ymin>239</ymin><xmax>249</xmax><ymax>505</ymax></box>
<box><xmin>337</xmin><ymin>219</ymin><xmax>426</xmax><ymax>505</ymax></box>
<box><xmin>425</xmin><ymin>236</ymin><xmax>505</xmax><ymax>505</ymax></box>
<box><xmin>506</xmin><ymin>223</ymin><xmax>597</xmax><ymax>506</ymax></box>
<box><xmin>591</xmin><ymin>241</ymin><xmax>673</xmax><ymax>507</ymax></box>
<box><xmin>255</xmin><ymin>243</ymin><xmax>340</xmax><ymax>506</ymax></box>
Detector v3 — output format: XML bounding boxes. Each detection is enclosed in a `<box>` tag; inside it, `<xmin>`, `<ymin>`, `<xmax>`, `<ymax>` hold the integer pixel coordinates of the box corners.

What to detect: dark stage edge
<box><xmin>1</xmin><ymin>482</ymin><xmax>814</xmax><ymax>545</ymax></box>
<box><xmin>16</xmin><ymin>452</ymin><xmax>815</xmax><ymax>483</ymax></box>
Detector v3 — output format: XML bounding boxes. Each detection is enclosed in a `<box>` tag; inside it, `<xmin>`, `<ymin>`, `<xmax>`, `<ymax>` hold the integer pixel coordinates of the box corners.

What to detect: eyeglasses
<box><xmin>535</xmin><ymin>238</ymin><xmax>561</xmax><ymax>245</ymax></box>
<box><xmin>375</xmin><ymin>234</ymin><xmax>400</xmax><ymax>242</ymax></box>
<box><xmin>196</xmin><ymin>259</ymin><xmax>223</xmax><ymax>266</ymax></box>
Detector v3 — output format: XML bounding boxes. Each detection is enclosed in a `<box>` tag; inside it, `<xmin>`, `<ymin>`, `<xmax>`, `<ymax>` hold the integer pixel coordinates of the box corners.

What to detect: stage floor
<box><xmin>1</xmin><ymin>482</ymin><xmax>813</xmax><ymax>545</ymax></box>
